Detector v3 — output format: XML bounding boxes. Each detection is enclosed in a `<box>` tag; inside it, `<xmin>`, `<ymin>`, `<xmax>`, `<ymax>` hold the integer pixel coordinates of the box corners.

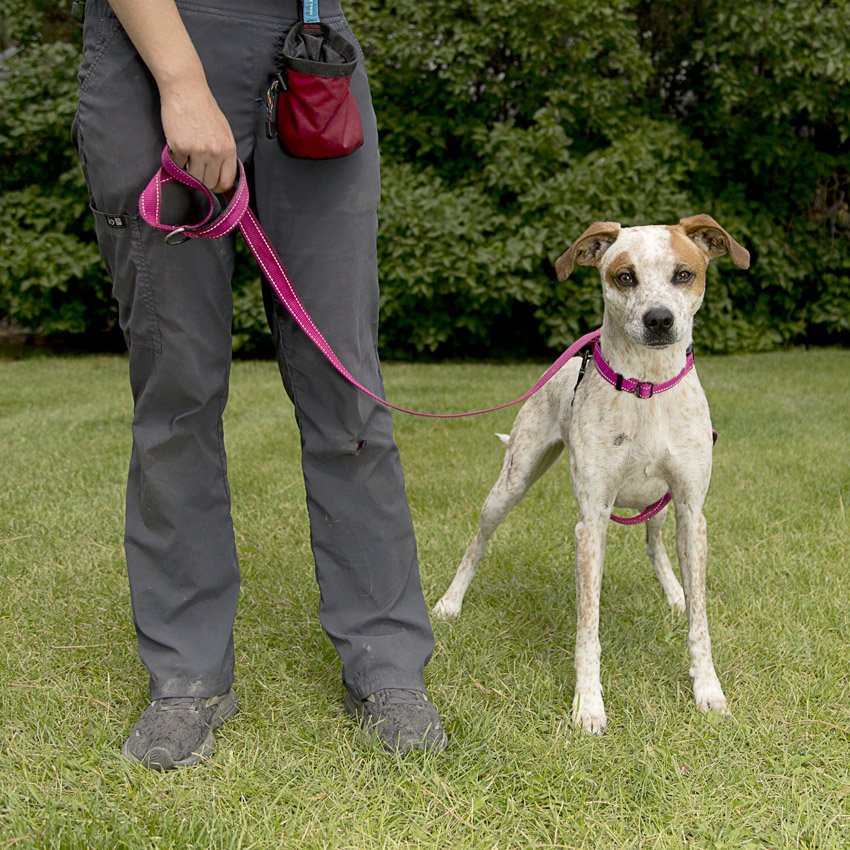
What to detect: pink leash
<box><xmin>138</xmin><ymin>148</ymin><xmax>699</xmax><ymax>524</ymax></box>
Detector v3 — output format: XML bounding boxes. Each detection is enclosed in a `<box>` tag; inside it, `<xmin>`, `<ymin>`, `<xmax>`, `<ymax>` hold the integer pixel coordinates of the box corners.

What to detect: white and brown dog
<box><xmin>433</xmin><ymin>215</ymin><xmax>750</xmax><ymax>733</ymax></box>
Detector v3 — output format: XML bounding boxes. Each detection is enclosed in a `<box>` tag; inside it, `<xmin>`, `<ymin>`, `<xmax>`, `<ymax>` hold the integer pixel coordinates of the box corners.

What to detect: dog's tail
<box><xmin>495</xmin><ymin>433</ymin><xmax>510</xmax><ymax>447</ymax></box>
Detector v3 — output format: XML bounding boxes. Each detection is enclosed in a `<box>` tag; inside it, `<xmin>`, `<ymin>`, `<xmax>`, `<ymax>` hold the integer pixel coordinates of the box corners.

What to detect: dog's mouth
<box><xmin>626</xmin><ymin>323</ymin><xmax>681</xmax><ymax>349</ymax></box>
<box><xmin>640</xmin><ymin>331</ymin><xmax>678</xmax><ymax>348</ymax></box>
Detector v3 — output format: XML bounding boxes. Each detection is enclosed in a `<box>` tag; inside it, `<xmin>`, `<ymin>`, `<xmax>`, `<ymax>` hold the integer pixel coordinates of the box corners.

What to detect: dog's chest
<box><xmin>566</xmin><ymin>376</ymin><xmax>708</xmax><ymax>505</ymax></box>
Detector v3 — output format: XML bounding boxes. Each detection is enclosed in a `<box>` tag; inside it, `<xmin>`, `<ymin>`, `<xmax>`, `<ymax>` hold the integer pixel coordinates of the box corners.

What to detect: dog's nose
<box><xmin>643</xmin><ymin>308</ymin><xmax>674</xmax><ymax>333</ymax></box>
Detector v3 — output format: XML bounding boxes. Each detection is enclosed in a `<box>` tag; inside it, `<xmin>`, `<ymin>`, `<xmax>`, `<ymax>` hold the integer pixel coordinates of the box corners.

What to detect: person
<box><xmin>72</xmin><ymin>0</ymin><xmax>446</xmax><ymax>768</ymax></box>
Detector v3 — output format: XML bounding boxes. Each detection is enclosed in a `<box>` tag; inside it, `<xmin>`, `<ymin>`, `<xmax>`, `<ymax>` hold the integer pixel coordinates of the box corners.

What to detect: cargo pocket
<box><xmin>91</xmin><ymin>207</ymin><xmax>162</xmax><ymax>353</ymax></box>
<box><xmin>77</xmin><ymin>11</ymin><xmax>121</xmax><ymax>96</ymax></box>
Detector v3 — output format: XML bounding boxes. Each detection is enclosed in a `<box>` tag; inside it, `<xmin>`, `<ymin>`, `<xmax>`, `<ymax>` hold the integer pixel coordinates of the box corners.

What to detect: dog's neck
<box><xmin>598</xmin><ymin>320</ymin><xmax>693</xmax><ymax>384</ymax></box>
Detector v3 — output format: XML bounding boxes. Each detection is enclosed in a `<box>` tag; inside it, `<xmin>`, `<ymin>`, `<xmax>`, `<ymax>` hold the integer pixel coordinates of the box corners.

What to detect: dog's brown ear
<box><xmin>555</xmin><ymin>222</ymin><xmax>622</xmax><ymax>281</ymax></box>
<box><xmin>678</xmin><ymin>215</ymin><xmax>750</xmax><ymax>269</ymax></box>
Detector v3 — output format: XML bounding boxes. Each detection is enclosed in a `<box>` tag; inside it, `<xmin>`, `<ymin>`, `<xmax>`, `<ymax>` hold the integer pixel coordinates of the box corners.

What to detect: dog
<box><xmin>433</xmin><ymin>215</ymin><xmax>750</xmax><ymax>733</ymax></box>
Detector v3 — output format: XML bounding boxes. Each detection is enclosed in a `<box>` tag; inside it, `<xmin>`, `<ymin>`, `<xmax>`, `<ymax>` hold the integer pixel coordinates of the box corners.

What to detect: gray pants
<box><xmin>73</xmin><ymin>0</ymin><xmax>434</xmax><ymax>700</ymax></box>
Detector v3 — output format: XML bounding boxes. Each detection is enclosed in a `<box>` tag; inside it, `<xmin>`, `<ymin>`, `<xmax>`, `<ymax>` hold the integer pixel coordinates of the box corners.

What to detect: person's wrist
<box><xmin>154</xmin><ymin>60</ymin><xmax>208</xmax><ymax>97</ymax></box>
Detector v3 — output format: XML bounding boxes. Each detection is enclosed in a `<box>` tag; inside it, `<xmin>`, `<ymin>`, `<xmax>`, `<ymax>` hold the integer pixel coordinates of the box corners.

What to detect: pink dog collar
<box><xmin>592</xmin><ymin>339</ymin><xmax>694</xmax><ymax>399</ymax></box>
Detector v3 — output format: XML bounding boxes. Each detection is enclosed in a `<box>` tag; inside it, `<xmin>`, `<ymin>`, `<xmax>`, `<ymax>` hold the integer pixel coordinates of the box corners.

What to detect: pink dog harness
<box><xmin>587</xmin><ymin>338</ymin><xmax>714</xmax><ymax>524</ymax></box>
<box><xmin>139</xmin><ymin>148</ymin><xmax>708</xmax><ymax>525</ymax></box>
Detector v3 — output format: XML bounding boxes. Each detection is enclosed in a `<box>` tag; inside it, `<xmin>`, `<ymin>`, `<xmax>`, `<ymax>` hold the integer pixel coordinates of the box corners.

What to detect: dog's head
<box><xmin>555</xmin><ymin>215</ymin><xmax>750</xmax><ymax>348</ymax></box>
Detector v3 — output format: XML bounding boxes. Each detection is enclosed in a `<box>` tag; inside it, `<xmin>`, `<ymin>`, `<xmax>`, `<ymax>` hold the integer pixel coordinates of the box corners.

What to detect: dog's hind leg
<box><xmin>645</xmin><ymin>508</ymin><xmax>686</xmax><ymax>614</ymax></box>
<box><xmin>433</xmin><ymin>422</ymin><xmax>564</xmax><ymax>619</ymax></box>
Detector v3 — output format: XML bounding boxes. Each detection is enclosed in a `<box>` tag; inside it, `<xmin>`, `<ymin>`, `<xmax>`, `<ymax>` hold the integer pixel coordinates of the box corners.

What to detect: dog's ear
<box><xmin>678</xmin><ymin>215</ymin><xmax>750</xmax><ymax>269</ymax></box>
<box><xmin>555</xmin><ymin>222</ymin><xmax>622</xmax><ymax>281</ymax></box>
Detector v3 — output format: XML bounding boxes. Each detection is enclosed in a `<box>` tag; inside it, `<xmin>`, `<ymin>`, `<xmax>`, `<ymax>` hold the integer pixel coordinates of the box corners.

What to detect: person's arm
<box><xmin>108</xmin><ymin>0</ymin><xmax>237</xmax><ymax>192</ymax></box>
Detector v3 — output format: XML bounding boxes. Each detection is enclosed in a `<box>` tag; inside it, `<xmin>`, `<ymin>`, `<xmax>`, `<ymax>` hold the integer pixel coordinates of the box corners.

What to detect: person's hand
<box><xmin>159</xmin><ymin>79</ymin><xmax>237</xmax><ymax>194</ymax></box>
<box><xmin>104</xmin><ymin>0</ymin><xmax>237</xmax><ymax>193</ymax></box>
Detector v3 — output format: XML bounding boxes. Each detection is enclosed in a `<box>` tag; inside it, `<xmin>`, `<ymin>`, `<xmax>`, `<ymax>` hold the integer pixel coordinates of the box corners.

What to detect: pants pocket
<box><xmin>91</xmin><ymin>207</ymin><xmax>162</xmax><ymax>353</ymax></box>
<box><xmin>77</xmin><ymin>7</ymin><xmax>121</xmax><ymax>95</ymax></box>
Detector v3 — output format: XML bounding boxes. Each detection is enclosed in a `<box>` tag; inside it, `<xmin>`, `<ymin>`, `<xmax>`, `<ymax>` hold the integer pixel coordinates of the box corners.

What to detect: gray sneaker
<box><xmin>345</xmin><ymin>688</ymin><xmax>447</xmax><ymax>754</ymax></box>
<box><xmin>121</xmin><ymin>690</ymin><xmax>238</xmax><ymax>770</ymax></box>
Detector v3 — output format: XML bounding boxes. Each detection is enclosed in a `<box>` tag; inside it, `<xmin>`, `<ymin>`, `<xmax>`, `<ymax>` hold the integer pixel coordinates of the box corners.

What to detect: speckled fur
<box><xmin>433</xmin><ymin>215</ymin><xmax>750</xmax><ymax>734</ymax></box>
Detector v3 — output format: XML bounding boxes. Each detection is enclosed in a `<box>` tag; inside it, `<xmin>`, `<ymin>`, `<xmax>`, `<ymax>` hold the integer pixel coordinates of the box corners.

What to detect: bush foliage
<box><xmin>1</xmin><ymin>0</ymin><xmax>848</xmax><ymax>356</ymax></box>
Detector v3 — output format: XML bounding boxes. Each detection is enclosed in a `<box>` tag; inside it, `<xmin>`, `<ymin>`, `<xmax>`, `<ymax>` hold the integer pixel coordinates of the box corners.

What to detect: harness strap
<box><xmin>571</xmin><ymin>346</ymin><xmax>592</xmax><ymax>405</ymax></box>
<box><xmin>611</xmin><ymin>492</ymin><xmax>672</xmax><ymax>526</ymax></box>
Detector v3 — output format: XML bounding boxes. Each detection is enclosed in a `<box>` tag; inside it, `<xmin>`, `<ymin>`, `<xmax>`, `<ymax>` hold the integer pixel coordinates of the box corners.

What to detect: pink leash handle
<box><xmin>138</xmin><ymin>147</ymin><xmax>692</xmax><ymax>524</ymax></box>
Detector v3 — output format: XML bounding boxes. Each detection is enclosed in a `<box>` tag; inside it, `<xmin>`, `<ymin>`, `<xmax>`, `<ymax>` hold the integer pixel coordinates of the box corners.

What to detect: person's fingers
<box><xmin>170</xmin><ymin>147</ymin><xmax>236</xmax><ymax>194</ymax></box>
<box><xmin>216</xmin><ymin>155</ymin><xmax>238</xmax><ymax>194</ymax></box>
<box><xmin>167</xmin><ymin>141</ymin><xmax>190</xmax><ymax>171</ymax></box>
<box><xmin>185</xmin><ymin>155</ymin><xmax>207</xmax><ymax>185</ymax></box>
<box><xmin>159</xmin><ymin>87</ymin><xmax>236</xmax><ymax>192</ymax></box>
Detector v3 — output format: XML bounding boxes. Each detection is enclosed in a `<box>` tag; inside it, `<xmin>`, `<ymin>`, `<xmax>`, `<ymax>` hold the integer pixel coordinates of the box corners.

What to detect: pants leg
<box><xmin>73</xmin><ymin>0</ymin><xmax>258</xmax><ymax>698</ymax></box>
<box><xmin>250</xmin><ymin>19</ymin><xmax>434</xmax><ymax>698</ymax></box>
<box><xmin>74</xmin><ymin>0</ymin><xmax>434</xmax><ymax>701</ymax></box>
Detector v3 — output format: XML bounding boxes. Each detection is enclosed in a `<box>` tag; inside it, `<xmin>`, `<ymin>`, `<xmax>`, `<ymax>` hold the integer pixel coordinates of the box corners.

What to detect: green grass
<box><xmin>1</xmin><ymin>349</ymin><xmax>849</xmax><ymax>849</ymax></box>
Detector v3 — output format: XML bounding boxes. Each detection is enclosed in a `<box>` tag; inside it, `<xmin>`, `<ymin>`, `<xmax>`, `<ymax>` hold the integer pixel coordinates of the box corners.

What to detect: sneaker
<box><xmin>345</xmin><ymin>688</ymin><xmax>447</xmax><ymax>754</ymax></box>
<box><xmin>120</xmin><ymin>690</ymin><xmax>238</xmax><ymax>770</ymax></box>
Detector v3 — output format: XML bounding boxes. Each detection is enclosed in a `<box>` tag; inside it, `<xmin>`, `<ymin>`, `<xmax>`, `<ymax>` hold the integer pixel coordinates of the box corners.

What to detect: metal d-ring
<box><xmin>164</xmin><ymin>226</ymin><xmax>191</xmax><ymax>246</ymax></box>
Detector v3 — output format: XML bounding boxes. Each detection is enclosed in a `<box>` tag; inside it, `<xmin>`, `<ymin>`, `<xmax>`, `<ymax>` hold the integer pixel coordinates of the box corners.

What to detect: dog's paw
<box><xmin>572</xmin><ymin>690</ymin><xmax>607</xmax><ymax>735</ymax></box>
<box><xmin>432</xmin><ymin>596</ymin><xmax>462</xmax><ymax>620</ymax></box>
<box><xmin>693</xmin><ymin>675</ymin><xmax>729</xmax><ymax>717</ymax></box>
<box><xmin>668</xmin><ymin>587</ymin><xmax>686</xmax><ymax>615</ymax></box>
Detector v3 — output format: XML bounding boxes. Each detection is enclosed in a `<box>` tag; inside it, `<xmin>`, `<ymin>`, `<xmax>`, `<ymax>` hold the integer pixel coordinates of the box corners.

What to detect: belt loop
<box><xmin>302</xmin><ymin>0</ymin><xmax>320</xmax><ymax>23</ymax></box>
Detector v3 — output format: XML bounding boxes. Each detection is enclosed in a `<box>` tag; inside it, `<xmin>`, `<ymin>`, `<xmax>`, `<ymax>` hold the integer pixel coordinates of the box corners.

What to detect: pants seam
<box><xmin>216</xmin><ymin>350</ymin><xmax>235</xmax><ymax>559</ymax></box>
<box><xmin>78</xmin><ymin>16</ymin><xmax>120</xmax><ymax>97</ymax></box>
<box><xmin>128</xmin><ymin>219</ymin><xmax>163</xmax><ymax>353</ymax></box>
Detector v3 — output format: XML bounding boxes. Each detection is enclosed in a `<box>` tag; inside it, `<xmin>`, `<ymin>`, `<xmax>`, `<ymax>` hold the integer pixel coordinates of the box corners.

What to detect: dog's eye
<box><xmin>674</xmin><ymin>270</ymin><xmax>694</xmax><ymax>284</ymax></box>
<box><xmin>616</xmin><ymin>271</ymin><xmax>636</xmax><ymax>286</ymax></box>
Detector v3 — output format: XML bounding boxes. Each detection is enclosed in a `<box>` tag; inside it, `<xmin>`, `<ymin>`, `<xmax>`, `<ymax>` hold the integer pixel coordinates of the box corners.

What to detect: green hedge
<box><xmin>2</xmin><ymin>0</ymin><xmax>848</xmax><ymax>357</ymax></box>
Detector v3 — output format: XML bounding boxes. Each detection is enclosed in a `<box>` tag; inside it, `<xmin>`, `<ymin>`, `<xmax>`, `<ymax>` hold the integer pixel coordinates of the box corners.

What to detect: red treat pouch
<box><xmin>270</xmin><ymin>21</ymin><xmax>364</xmax><ymax>159</ymax></box>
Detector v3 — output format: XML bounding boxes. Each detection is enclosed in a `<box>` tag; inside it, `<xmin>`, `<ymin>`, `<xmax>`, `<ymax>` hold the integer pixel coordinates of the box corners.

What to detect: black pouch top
<box><xmin>280</xmin><ymin>22</ymin><xmax>357</xmax><ymax>77</ymax></box>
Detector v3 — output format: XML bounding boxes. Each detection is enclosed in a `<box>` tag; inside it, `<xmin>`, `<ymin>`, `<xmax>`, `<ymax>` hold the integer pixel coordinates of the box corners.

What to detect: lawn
<box><xmin>1</xmin><ymin>348</ymin><xmax>848</xmax><ymax>849</ymax></box>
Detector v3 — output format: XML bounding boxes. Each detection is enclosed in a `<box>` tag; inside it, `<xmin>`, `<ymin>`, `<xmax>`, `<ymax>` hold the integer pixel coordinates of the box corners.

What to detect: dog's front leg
<box><xmin>675</xmin><ymin>504</ymin><xmax>728</xmax><ymax>716</ymax></box>
<box><xmin>572</xmin><ymin>513</ymin><xmax>608</xmax><ymax>734</ymax></box>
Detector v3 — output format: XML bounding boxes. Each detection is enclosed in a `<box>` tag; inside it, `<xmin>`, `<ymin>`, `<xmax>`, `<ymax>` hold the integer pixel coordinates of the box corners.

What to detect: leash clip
<box><xmin>264</xmin><ymin>75</ymin><xmax>289</xmax><ymax>139</ymax></box>
<box><xmin>164</xmin><ymin>226</ymin><xmax>191</xmax><ymax>246</ymax></box>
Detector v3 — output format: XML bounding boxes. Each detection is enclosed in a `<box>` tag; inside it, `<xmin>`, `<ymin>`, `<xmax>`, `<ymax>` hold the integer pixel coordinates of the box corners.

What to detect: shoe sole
<box><xmin>121</xmin><ymin>690</ymin><xmax>239</xmax><ymax>770</ymax></box>
<box><xmin>344</xmin><ymin>691</ymin><xmax>448</xmax><ymax>754</ymax></box>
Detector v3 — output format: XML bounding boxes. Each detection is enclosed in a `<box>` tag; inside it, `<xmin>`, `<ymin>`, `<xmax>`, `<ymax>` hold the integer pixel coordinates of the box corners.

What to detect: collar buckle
<box><xmin>633</xmin><ymin>380</ymin><xmax>654</xmax><ymax>399</ymax></box>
